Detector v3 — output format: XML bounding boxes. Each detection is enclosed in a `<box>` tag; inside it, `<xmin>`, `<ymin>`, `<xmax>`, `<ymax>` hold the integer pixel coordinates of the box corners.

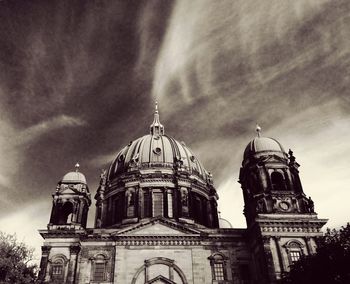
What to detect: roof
<box><xmin>61</xmin><ymin>171</ymin><xmax>87</xmax><ymax>184</ymax></box>
<box><xmin>107</xmin><ymin>134</ymin><xmax>209</xmax><ymax>181</ymax></box>
<box><xmin>243</xmin><ymin>136</ymin><xmax>286</xmax><ymax>160</ymax></box>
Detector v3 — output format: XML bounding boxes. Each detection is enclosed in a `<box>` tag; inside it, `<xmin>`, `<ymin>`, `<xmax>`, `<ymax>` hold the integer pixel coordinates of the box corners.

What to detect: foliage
<box><xmin>280</xmin><ymin>223</ymin><xmax>350</xmax><ymax>284</ymax></box>
<box><xmin>0</xmin><ymin>231</ymin><xmax>38</xmax><ymax>284</ymax></box>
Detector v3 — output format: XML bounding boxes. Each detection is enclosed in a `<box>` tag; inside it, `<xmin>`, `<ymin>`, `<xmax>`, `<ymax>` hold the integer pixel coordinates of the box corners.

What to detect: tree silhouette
<box><xmin>0</xmin><ymin>231</ymin><xmax>37</xmax><ymax>283</ymax></box>
<box><xmin>280</xmin><ymin>223</ymin><xmax>350</xmax><ymax>284</ymax></box>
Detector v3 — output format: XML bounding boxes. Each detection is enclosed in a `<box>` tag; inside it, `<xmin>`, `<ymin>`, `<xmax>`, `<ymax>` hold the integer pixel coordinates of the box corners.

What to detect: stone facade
<box><xmin>38</xmin><ymin>109</ymin><xmax>327</xmax><ymax>284</ymax></box>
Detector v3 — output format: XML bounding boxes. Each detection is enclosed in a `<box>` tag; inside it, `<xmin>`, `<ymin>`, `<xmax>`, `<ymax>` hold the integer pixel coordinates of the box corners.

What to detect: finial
<box><xmin>150</xmin><ymin>101</ymin><xmax>164</xmax><ymax>135</ymax></box>
<box><xmin>256</xmin><ymin>124</ymin><xmax>262</xmax><ymax>137</ymax></box>
<box><xmin>75</xmin><ymin>162</ymin><xmax>80</xmax><ymax>172</ymax></box>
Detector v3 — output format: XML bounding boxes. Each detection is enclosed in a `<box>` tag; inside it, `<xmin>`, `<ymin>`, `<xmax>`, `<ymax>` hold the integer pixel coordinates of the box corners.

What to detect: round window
<box><xmin>153</xmin><ymin>147</ymin><xmax>162</xmax><ymax>155</ymax></box>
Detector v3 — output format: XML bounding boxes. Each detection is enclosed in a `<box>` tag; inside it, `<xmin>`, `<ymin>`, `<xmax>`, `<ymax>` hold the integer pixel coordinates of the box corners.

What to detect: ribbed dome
<box><xmin>94</xmin><ymin>103</ymin><xmax>219</xmax><ymax>229</ymax></box>
<box><xmin>107</xmin><ymin>134</ymin><xmax>209</xmax><ymax>182</ymax></box>
<box><xmin>244</xmin><ymin>136</ymin><xmax>286</xmax><ymax>160</ymax></box>
<box><xmin>62</xmin><ymin>171</ymin><xmax>87</xmax><ymax>184</ymax></box>
<box><xmin>61</xmin><ymin>163</ymin><xmax>87</xmax><ymax>184</ymax></box>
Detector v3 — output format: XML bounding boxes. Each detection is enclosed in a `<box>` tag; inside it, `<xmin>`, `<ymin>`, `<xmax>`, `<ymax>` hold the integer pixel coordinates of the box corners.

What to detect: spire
<box><xmin>256</xmin><ymin>124</ymin><xmax>262</xmax><ymax>137</ymax></box>
<box><xmin>150</xmin><ymin>101</ymin><xmax>164</xmax><ymax>135</ymax></box>
<box><xmin>75</xmin><ymin>162</ymin><xmax>80</xmax><ymax>172</ymax></box>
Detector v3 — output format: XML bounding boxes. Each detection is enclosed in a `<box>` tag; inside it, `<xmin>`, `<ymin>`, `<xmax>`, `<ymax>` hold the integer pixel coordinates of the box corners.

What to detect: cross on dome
<box><xmin>150</xmin><ymin>101</ymin><xmax>165</xmax><ymax>135</ymax></box>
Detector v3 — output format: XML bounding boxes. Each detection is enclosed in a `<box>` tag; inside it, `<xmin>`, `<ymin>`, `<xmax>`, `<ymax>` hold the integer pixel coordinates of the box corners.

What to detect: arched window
<box><xmin>143</xmin><ymin>189</ymin><xmax>152</xmax><ymax>217</ymax></box>
<box><xmin>271</xmin><ymin>171</ymin><xmax>286</xmax><ymax>191</ymax></box>
<box><xmin>152</xmin><ymin>189</ymin><xmax>164</xmax><ymax>217</ymax></box>
<box><xmin>57</xmin><ymin>202</ymin><xmax>73</xmax><ymax>224</ymax></box>
<box><xmin>92</xmin><ymin>254</ymin><xmax>107</xmax><ymax>282</ymax></box>
<box><xmin>49</xmin><ymin>255</ymin><xmax>68</xmax><ymax>281</ymax></box>
<box><xmin>114</xmin><ymin>196</ymin><xmax>124</xmax><ymax>224</ymax></box>
<box><xmin>284</xmin><ymin>240</ymin><xmax>304</xmax><ymax>265</ymax></box>
<box><xmin>208</xmin><ymin>253</ymin><xmax>228</xmax><ymax>281</ymax></box>
<box><xmin>51</xmin><ymin>259</ymin><xmax>64</xmax><ymax>280</ymax></box>
<box><xmin>193</xmin><ymin>195</ymin><xmax>202</xmax><ymax>224</ymax></box>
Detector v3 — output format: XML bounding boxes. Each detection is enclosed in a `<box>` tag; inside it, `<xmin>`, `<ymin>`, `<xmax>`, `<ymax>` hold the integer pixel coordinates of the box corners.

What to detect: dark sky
<box><xmin>0</xmin><ymin>0</ymin><xmax>349</xmax><ymax>259</ymax></box>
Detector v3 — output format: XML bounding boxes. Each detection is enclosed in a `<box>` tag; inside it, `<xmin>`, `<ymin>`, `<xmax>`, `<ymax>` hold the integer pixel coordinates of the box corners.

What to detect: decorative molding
<box><xmin>115</xmin><ymin>238</ymin><xmax>201</xmax><ymax>246</ymax></box>
<box><xmin>283</xmin><ymin>239</ymin><xmax>304</xmax><ymax>249</ymax></box>
<box><xmin>48</xmin><ymin>254</ymin><xmax>69</xmax><ymax>265</ymax></box>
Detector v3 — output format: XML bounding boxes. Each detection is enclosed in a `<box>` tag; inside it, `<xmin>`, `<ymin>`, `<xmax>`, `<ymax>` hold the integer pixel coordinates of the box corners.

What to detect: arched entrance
<box><xmin>131</xmin><ymin>257</ymin><xmax>188</xmax><ymax>284</ymax></box>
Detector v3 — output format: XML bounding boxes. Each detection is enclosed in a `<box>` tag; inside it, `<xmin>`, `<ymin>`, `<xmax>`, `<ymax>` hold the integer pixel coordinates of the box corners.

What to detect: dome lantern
<box><xmin>150</xmin><ymin>101</ymin><xmax>164</xmax><ymax>135</ymax></box>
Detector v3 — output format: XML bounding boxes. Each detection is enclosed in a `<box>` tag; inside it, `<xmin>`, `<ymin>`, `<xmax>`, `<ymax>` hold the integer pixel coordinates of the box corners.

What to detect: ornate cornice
<box><xmin>249</xmin><ymin>216</ymin><xmax>328</xmax><ymax>235</ymax></box>
<box><xmin>115</xmin><ymin>236</ymin><xmax>202</xmax><ymax>246</ymax></box>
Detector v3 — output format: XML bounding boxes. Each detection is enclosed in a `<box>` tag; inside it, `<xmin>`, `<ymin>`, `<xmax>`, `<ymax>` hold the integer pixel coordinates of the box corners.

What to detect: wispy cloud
<box><xmin>0</xmin><ymin>115</ymin><xmax>86</xmax><ymax>194</ymax></box>
<box><xmin>16</xmin><ymin>115</ymin><xmax>86</xmax><ymax>145</ymax></box>
<box><xmin>89</xmin><ymin>152</ymin><xmax>116</xmax><ymax>168</ymax></box>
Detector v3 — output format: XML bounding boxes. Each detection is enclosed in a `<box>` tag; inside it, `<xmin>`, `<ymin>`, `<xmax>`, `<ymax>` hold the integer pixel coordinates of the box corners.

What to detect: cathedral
<box><xmin>38</xmin><ymin>104</ymin><xmax>327</xmax><ymax>284</ymax></box>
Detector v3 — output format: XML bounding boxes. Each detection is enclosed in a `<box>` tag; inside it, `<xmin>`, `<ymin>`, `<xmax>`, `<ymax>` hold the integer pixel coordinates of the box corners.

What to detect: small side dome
<box><xmin>61</xmin><ymin>163</ymin><xmax>87</xmax><ymax>184</ymax></box>
<box><xmin>243</xmin><ymin>125</ymin><xmax>287</xmax><ymax>160</ymax></box>
<box><xmin>219</xmin><ymin>218</ymin><xmax>233</xmax><ymax>228</ymax></box>
<box><xmin>244</xmin><ymin>136</ymin><xmax>286</xmax><ymax>159</ymax></box>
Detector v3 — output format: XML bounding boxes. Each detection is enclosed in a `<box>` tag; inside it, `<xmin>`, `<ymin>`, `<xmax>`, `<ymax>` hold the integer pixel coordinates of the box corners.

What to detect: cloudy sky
<box><xmin>0</xmin><ymin>0</ymin><xmax>349</xmax><ymax>262</ymax></box>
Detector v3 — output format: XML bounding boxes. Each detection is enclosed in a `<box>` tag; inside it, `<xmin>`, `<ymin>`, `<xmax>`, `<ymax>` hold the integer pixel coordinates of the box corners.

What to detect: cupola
<box><xmin>48</xmin><ymin>163</ymin><xmax>91</xmax><ymax>230</ymax></box>
<box><xmin>239</xmin><ymin>126</ymin><xmax>316</xmax><ymax>226</ymax></box>
<box><xmin>243</xmin><ymin>125</ymin><xmax>287</xmax><ymax>162</ymax></box>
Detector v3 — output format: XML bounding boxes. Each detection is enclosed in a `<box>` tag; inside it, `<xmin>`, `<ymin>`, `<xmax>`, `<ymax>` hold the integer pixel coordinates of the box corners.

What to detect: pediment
<box><xmin>147</xmin><ymin>275</ymin><xmax>176</xmax><ymax>284</ymax></box>
<box><xmin>59</xmin><ymin>187</ymin><xmax>77</xmax><ymax>194</ymax></box>
<box><xmin>114</xmin><ymin>218</ymin><xmax>202</xmax><ymax>236</ymax></box>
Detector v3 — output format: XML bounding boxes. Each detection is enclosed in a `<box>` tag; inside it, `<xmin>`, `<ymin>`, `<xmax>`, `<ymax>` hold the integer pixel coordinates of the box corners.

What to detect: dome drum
<box><xmin>99</xmin><ymin>180</ymin><xmax>219</xmax><ymax>228</ymax></box>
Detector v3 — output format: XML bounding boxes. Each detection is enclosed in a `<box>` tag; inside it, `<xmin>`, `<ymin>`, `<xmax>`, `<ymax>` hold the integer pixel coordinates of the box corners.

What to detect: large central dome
<box><xmin>108</xmin><ymin>103</ymin><xmax>210</xmax><ymax>182</ymax></box>
<box><xmin>108</xmin><ymin>135</ymin><xmax>209</xmax><ymax>181</ymax></box>
<box><xmin>94</xmin><ymin>103</ymin><xmax>219</xmax><ymax>229</ymax></box>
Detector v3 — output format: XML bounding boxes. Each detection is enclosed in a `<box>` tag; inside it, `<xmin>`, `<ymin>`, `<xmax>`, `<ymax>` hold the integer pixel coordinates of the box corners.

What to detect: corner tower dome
<box><xmin>243</xmin><ymin>125</ymin><xmax>287</xmax><ymax>160</ymax></box>
<box><xmin>48</xmin><ymin>163</ymin><xmax>91</xmax><ymax>230</ymax></box>
<box><xmin>95</xmin><ymin>102</ymin><xmax>219</xmax><ymax>229</ymax></box>
<box><xmin>61</xmin><ymin>163</ymin><xmax>87</xmax><ymax>184</ymax></box>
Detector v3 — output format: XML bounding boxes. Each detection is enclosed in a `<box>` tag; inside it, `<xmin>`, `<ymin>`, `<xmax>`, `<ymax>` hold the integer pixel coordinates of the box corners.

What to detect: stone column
<box><xmin>67</xmin><ymin>245</ymin><xmax>81</xmax><ymax>284</ymax></box>
<box><xmin>304</xmin><ymin>237</ymin><xmax>314</xmax><ymax>254</ymax></box>
<box><xmin>144</xmin><ymin>260</ymin><xmax>149</xmax><ymax>282</ymax></box>
<box><xmin>274</xmin><ymin>237</ymin><xmax>286</xmax><ymax>274</ymax></box>
<box><xmin>258</xmin><ymin>166</ymin><xmax>269</xmax><ymax>192</ymax></box>
<box><xmin>77</xmin><ymin>199</ymin><xmax>85</xmax><ymax>223</ymax></box>
<box><xmin>262</xmin><ymin>236</ymin><xmax>277</xmax><ymax>284</ymax></box>
<box><xmin>38</xmin><ymin>246</ymin><xmax>51</xmax><ymax>283</ymax></box>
